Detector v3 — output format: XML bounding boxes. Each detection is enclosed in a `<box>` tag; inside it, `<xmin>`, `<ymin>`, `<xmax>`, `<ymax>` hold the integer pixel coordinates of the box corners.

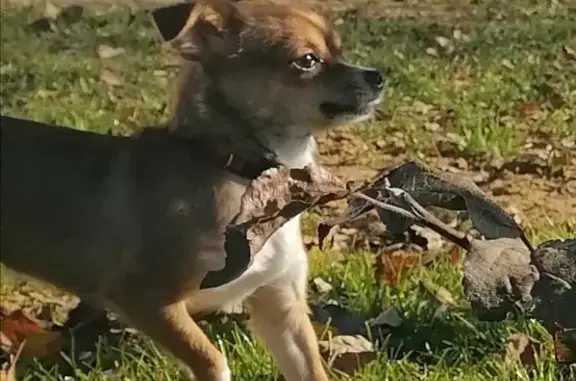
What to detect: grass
<box><xmin>1</xmin><ymin>1</ymin><xmax>575</xmax><ymax>380</ymax></box>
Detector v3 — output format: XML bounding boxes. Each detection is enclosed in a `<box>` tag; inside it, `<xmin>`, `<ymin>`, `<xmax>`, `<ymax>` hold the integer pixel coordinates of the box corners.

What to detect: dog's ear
<box><xmin>151</xmin><ymin>2</ymin><xmax>196</xmax><ymax>43</ymax></box>
<box><xmin>152</xmin><ymin>0</ymin><xmax>247</xmax><ymax>61</ymax></box>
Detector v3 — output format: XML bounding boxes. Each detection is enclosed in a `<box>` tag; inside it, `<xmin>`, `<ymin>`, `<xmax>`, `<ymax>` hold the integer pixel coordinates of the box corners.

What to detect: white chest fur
<box><xmin>188</xmin><ymin>215</ymin><xmax>307</xmax><ymax>313</ymax></box>
<box><xmin>188</xmin><ymin>135</ymin><xmax>316</xmax><ymax>314</ymax></box>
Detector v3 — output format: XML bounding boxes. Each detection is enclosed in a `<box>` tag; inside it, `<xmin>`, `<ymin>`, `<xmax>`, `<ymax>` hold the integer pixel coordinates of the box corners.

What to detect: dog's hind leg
<box><xmin>112</xmin><ymin>297</ymin><xmax>230</xmax><ymax>381</ymax></box>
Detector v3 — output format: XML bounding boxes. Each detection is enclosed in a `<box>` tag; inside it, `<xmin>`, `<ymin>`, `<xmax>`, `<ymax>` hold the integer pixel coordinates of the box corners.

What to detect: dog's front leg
<box><xmin>246</xmin><ymin>262</ymin><xmax>329</xmax><ymax>381</ymax></box>
<box><xmin>109</xmin><ymin>294</ymin><xmax>230</xmax><ymax>381</ymax></box>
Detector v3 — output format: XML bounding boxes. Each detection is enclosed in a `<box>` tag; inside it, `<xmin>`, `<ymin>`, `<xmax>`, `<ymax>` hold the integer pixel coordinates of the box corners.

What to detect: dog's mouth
<box><xmin>320</xmin><ymin>96</ymin><xmax>382</xmax><ymax>120</ymax></box>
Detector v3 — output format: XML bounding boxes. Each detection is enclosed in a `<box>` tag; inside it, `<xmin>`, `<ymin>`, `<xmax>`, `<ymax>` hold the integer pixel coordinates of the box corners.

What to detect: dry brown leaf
<box><xmin>504</xmin><ymin>333</ymin><xmax>541</xmax><ymax>369</ymax></box>
<box><xmin>0</xmin><ymin>310</ymin><xmax>63</xmax><ymax>358</ymax></box>
<box><xmin>319</xmin><ymin>335</ymin><xmax>377</xmax><ymax>376</ymax></box>
<box><xmin>520</xmin><ymin>101</ymin><xmax>543</xmax><ymax>120</ymax></box>
<box><xmin>448</xmin><ymin>244</ymin><xmax>461</xmax><ymax>265</ymax></box>
<box><xmin>554</xmin><ymin>328</ymin><xmax>576</xmax><ymax>364</ymax></box>
<box><xmin>356</xmin><ymin>161</ymin><xmax>530</xmax><ymax>246</ymax></box>
<box><xmin>223</xmin><ymin>165</ymin><xmax>348</xmax><ymax>276</ymax></box>
<box><xmin>375</xmin><ymin>249</ymin><xmax>423</xmax><ymax>286</ymax></box>
<box><xmin>1</xmin><ymin>310</ymin><xmax>44</xmax><ymax>350</ymax></box>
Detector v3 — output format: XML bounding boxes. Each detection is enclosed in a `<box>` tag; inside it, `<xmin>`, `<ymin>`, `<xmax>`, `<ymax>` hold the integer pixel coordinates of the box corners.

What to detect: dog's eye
<box><xmin>291</xmin><ymin>53</ymin><xmax>322</xmax><ymax>72</ymax></box>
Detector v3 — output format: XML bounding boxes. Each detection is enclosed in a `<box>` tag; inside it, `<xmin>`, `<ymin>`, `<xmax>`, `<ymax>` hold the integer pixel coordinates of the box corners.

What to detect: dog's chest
<box><xmin>189</xmin><ymin>215</ymin><xmax>306</xmax><ymax>313</ymax></box>
<box><xmin>188</xmin><ymin>136</ymin><xmax>316</xmax><ymax>313</ymax></box>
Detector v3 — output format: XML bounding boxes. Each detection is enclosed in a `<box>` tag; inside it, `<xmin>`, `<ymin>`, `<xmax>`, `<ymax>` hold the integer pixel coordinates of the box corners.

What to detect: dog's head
<box><xmin>152</xmin><ymin>0</ymin><xmax>384</xmax><ymax>132</ymax></box>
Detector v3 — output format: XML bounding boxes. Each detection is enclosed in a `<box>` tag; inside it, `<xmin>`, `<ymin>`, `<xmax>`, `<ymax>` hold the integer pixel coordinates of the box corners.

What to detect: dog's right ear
<box><xmin>151</xmin><ymin>0</ymin><xmax>247</xmax><ymax>62</ymax></box>
<box><xmin>152</xmin><ymin>2</ymin><xmax>196</xmax><ymax>43</ymax></box>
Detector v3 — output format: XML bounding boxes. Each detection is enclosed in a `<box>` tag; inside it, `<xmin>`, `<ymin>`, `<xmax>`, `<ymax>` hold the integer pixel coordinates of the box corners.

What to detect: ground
<box><xmin>0</xmin><ymin>0</ymin><xmax>575</xmax><ymax>380</ymax></box>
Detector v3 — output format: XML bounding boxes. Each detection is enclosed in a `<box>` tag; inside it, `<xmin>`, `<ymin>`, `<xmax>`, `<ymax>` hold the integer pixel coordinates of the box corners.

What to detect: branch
<box><xmin>388</xmin><ymin>187</ymin><xmax>471</xmax><ymax>250</ymax></box>
<box><xmin>351</xmin><ymin>190</ymin><xmax>471</xmax><ymax>251</ymax></box>
<box><xmin>351</xmin><ymin>192</ymin><xmax>419</xmax><ymax>221</ymax></box>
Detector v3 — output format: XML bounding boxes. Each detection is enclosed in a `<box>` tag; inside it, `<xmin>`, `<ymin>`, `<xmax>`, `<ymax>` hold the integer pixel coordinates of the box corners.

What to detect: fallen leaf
<box><xmin>554</xmin><ymin>328</ymin><xmax>576</xmax><ymax>364</ymax></box>
<box><xmin>341</xmin><ymin>170</ymin><xmax>539</xmax><ymax>323</ymax></box>
<box><xmin>319</xmin><ymin>335</ymin><xmax>377</xmax><ymax>376</ymax></box>
<box><xmin>376</xmin><ymin>249</ymin><xmax>423</xmax><ymax>286</ymax></box>
<box><xmin>208</xmin><ymin>156</ymin><xmax>572</xmax><ymax>334</ymax></box>
<box><xmin>1</xmin><ymin>310</ymin><xmax>44</xmax><ymax>350</ymax></box>
<box><xmin>312</xmin><ymin>277</ymin><xmax>333</xmax><ymax>294</ymax></box>
<box><xmin>356</xmin><ymin>161</ymin><xmax>531</xmax><ymax>248</ymax></box>
<box><xmin>220</xmin><ymin>165</ymin><xmax>348</xmax><ymax>289</ymax></box>
<box><xmin>97</xmin><ymin>45</ymin><xmax>126</xmax><ymax>60</ymax></box>
<box><xmin>0</xmin><ymin>310</ymin><xmax>63</xmax><ymax>357</ymax></box>
<box><xmin>520</xmin><ymin>101</ymin><xmax>543</xmax><ymax>120</ymax></box>
<box><xmin>448</xmin><ymin>245</ymin><xmax>461</xmax><ymax>265</ymax></box>
<box><xmin>504</xmin><ymin>333</ymin><xmax>541</xmax><ymax>369</ymax></box>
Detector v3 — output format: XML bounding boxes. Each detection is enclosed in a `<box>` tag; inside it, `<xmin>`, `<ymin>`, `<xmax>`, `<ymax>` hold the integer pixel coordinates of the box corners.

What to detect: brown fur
<box><xmin>1</xmin><ymin>1</ymin><xmax>384</xmax><ymax>379</ymax></box>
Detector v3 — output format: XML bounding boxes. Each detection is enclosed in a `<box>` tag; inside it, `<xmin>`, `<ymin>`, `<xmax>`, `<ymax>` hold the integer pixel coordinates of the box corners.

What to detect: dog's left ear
<box><xmin>151</xmin><ymin>2</ymin><xmax>196</xmax><ymax>43</ymax></box>
<box><xmin>151</xmin><ymin>0</ymin><xmax>248</xmax><ymax>61</ymax></box>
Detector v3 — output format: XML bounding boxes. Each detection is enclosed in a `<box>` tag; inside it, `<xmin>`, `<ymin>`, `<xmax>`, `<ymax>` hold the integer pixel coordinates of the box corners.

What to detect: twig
<box><xmin>389</xmin><ymin>187</ymin><xmax>471</xmax><ymax>250</ymax></box>
<box><xmin>351</xmin><ymin>191</ymin><xmax>472</xmax><ymax>251</ymax></box>
<box><xmin>351</xmin><ymin>192</ymin><xmax>419</xmax><ymax>221</ymax></box>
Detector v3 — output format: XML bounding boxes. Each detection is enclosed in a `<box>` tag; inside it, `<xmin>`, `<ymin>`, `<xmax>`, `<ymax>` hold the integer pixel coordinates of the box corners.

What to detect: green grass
<box><xmin>1</xmin><ymin>1</ymin><xmax>575</xmax><ymax>380</ymax></box>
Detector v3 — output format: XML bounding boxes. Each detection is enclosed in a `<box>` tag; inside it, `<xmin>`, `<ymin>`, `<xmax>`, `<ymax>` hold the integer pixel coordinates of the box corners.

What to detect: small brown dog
<box><xmin>0</xmin><ymin>0</ymin><xmax>384</xmax><ymax>380</ymax></box>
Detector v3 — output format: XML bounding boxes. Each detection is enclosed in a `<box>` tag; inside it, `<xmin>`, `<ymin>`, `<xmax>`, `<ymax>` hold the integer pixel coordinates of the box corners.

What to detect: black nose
<box><xmin>364</xmin><ymin>69</ymin><xmax>384</xmax><ymax>90</ymax></box>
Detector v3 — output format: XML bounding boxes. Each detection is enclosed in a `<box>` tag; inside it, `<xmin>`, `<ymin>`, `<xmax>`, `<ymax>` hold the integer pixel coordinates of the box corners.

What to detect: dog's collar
<box><xmin>174</xmin><ymin>136</ymin><xmax>279</xmax><ymax>180</ymax></box>
<box><xmin>217</xmin><ymin>150</ymin><xmax>279</xmax><ymax>180</ymax></box>
<box><xmin>196</xmin><ymin>88</ymin><xmax>281</xmax><ymax>180</ymax></box>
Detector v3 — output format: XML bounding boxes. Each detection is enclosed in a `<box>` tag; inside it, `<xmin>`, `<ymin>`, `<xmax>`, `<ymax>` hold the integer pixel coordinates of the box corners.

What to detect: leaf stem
<box><xmin>351</xmin><ymin>191</ymin><xmax>471</xmax><ymax>250</ymax></box>
<box><xmin>394</xmin><ymin>188</ymin><xmax>471</xmax><ymax>250</ymax></box>
<box><xmin>351</xmin><ymin>192</ymin><xmax>418</xmax><ymax>220</ymax></box>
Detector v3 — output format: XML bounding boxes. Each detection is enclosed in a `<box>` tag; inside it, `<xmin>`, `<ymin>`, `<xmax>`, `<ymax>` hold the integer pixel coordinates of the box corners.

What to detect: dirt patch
<box><xmin>315</xmin><ymin>125</ymin><xmax>576</xmax><ymax>228</ymax></box>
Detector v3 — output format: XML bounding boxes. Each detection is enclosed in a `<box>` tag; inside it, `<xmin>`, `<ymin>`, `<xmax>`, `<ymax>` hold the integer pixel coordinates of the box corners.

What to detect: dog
<box><xmin>0</xmin><ymin>0</ymin><xmax>384</xmax><ymax>380</ymax></box>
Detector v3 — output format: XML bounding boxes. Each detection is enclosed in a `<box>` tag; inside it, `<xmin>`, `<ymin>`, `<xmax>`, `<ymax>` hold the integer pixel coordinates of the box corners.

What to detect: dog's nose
<box><xmin>364</xmin><ymin>69</ymin><xmax>384</xmax><ymax>90</ymax></box>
